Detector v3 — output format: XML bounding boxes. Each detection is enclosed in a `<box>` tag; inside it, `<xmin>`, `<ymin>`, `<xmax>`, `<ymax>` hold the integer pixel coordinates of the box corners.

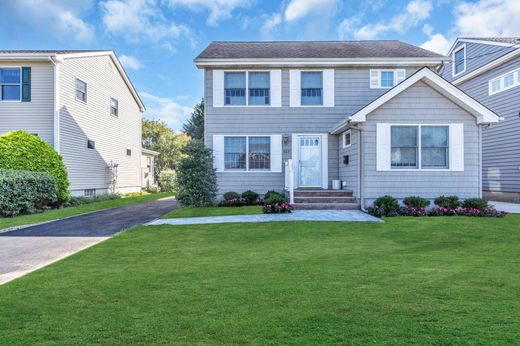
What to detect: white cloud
<box><xmin>454</xmin><ymin>0</ymin><xmax>520</xmax><ymax>36</ymax></box>
<box><xmin>4</xmin><ymin>0</ymin><xmax>94</xmax><ymax>42</ymax></box>
<box><xmin>119</xmin><ymin>55</ymin><xmax>142</xmax><ymax>70</ymax></box>
<box><xmin>100</xmin><ymin>0</ymin><xmax>192</xmax><ymax>52</ymax></box>
<box><xmin>167</xmin><ymin>0</ymin><xmax>253</xmax><ymax>26</ymax></box>
<box><xmin>259</xmin><ymin>13</ymin><xmax>282</xmax><ymax>38</ymax></box>
<box><xmin>285</xmin><ymin>0</ymin><xmax>338</xmax><ymax>22</ymax></box>
<box><xmin>140</xmin><ymin>92</ymin><xmax>193</xmax><ymax>129</ymax></box>
<box><xmin>420</xmin><ymin>33</ymin><xmax>452</xmax><ymax>54</ymax></box>
<box><xmin>339</xmin><ymin>0</ymin><xmax>432</xmax><ymax>39</ymax></box>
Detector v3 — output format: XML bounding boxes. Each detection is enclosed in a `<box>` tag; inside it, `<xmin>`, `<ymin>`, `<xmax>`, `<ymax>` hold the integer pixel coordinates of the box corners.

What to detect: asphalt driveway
<box><xmin>0</xmin><ymin>197</ymin><xmax>178</xmax><ymax>285</ymax></box>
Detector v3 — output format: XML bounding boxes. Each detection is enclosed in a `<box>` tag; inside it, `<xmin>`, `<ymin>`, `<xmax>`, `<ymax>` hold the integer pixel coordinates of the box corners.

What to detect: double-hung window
<box><xmin>370</xmin><ymin>69</ymin><xmax>405</xmax><ymax>89</ymax></box>
<box><xmin>224</xmin><ymin>136</ymin><xmax>271</xmax><ymax>171</ymax></box>
<box><xmin>453</xmin><ymin>45</ymin><xmax>466</xmax><ymax>76</ymax></box>
<box><xmin>76</xmin><ymin>79</ymin><xmax>87</xmax><ymax>102</ymax></box>
<box><xmin>391</xmin><ymin>125</ymin><xmax>449</xmax><ymax>169</ymax></box>
<box><xmin>248</xmin><ymin>72</ymin><xmax>270</xmax><ymax>105</ymax></box>
<box><xmin>224</xmin><ymin>72</ymin><xmax>246</xmax><ymax>105</ymax></box>
<box><xmin>301</xmin><ymin>71</ymin><xmax>322</xmax><ymax>105</ymax></box>
<box><xmin>110</xmin><ymin>98</ymin><xmax>118</xmax><ymax>116</ymax></box>
<box><xmin>380</xmin><ymin>71</ymin><xmax>395</xmax><ymax>88</ymax></box>
<box><xmin>0</xmin><ymin>68</ymin><xmax>21</xmax><ymax>101</ymax></box>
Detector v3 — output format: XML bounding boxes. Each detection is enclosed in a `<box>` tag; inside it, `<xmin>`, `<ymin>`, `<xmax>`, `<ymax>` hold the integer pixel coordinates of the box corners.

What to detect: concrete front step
<box><xmin>294</xmin><ymin>189</ymin><xmax>353</xmax><ymax>197</ymax></box>
<box><xmin>294</xmin><ymin>196</ymin><xmax>357</xmax><ymax>204</ymax></box>
<box><xmin>293</xmin><ymin>203</ymin><xmax>360</xmax><ymax>210</ymax></box>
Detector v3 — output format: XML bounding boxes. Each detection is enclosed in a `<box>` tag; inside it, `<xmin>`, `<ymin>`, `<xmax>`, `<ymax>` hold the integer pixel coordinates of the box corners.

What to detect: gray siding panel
<box><xmin>458</xmin><ymin>55</ymin><xmax>520</xmax><ymax>193</ymax></box>
<box><xmin>361</xmin><ymin>81</ymin><xmax>480</xmax><ymax>206</ymax></box>
<box><xmin>0</xmin><ymin>62</ymin><xmax>54</xmax><ymax>145</ymax></box>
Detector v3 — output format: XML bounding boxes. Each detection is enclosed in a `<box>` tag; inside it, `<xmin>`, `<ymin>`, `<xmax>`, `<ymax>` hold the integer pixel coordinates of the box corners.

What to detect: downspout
<box><xmin>48</xmin><ymin>56</ymin><xmax>62</xmax><ymax>153</ymax></box>
<box><xmin>347</xmin><ymin>123</ymin><xmax>366</xmax><ymax>212</ymax></box>
<box><xmin>479</xmin><ymin>123</ymin><xmax>491</xmax><ymax>199</ymax></box>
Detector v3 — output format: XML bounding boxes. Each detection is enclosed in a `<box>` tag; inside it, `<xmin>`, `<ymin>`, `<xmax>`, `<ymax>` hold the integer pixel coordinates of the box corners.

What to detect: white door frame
<box><xmin>291</xmin><ymin>133</ymin><xmax>328</xmax><ymax>189</ymax></box>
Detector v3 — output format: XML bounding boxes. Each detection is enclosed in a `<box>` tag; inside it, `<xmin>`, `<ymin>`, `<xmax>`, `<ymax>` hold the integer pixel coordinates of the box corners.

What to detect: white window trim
<box><xmin>223</xmin><ymin>70</ymin><xmax>271</xmax><ymax>107</ymax></box>
<box><xmin>452</xmin><ymin>44</ymin><xmax>466</xmax><ymax>77</ymax></box>
<box><xmin>389</xmin><ymin>124</ymin><xmax>451</xmax><ymax>171</ymax></box>
<box><xmin>342</xmin><ymin>129</ymin><xmax>352</xmax><ymax>148</ymax></box>
<box><xmin>223</xmin><ymin>135</ymin><xmax>274</xmax><ymax>172</ymax></box>
<box><xmin>488</xmin><ymin>67</ymin><xmax>520</xmax><ymax>96</ymax></box>
<box><xmin>75</xmin><ymin>78</ymin><xmax>87</xmax><ymax>103</ymax></box>
<box><xmin>110</xmin><ymin>97</ymin><xmax>119</xmax><ymax>117</ymax></box>
<box><xmin>300</xmin><ymin>70</ymin><xmax>324</xmax><ymax>106</ymax></box>
<box><xmin>0</xmin><ymin>66</ymin><xmax>22</xmax><ymax>102</ymax></box>
<box><xmin>369</xmin><ymin>69</ymin><xmax>405</xmax><ymax>89</ymax></box>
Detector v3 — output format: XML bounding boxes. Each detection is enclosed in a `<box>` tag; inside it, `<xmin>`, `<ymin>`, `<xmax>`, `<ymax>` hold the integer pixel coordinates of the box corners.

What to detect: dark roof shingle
<box><xmin>195</xmin><ymin>41</ymin><xmax>445</xmax><ymax>60</ymax></box>
<box><xmin>459</xmin><ymin>37</ymin><xmax>520</xmax><ymax>45</ymax></box>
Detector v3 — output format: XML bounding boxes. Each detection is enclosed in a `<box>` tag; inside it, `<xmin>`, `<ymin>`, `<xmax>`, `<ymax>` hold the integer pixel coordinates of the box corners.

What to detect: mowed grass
<box><xmin>161</xmin><ymin>205</ymin><xmax>262</xmax><ymax>218</ymax></box>
<box><xmin>1</xmin><ymin>216</ymin><xmax>520</xmax><ymax>344</ymax></box>
<box><xmin>0</xmin><ymin>192</ymin><xmax>173</xmax><ymax>231</ymax></box>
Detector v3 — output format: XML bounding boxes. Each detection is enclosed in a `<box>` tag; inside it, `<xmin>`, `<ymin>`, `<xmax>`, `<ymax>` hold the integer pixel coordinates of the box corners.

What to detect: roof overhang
<box><xmin>0</xmin><ymin>51</ymin><xmax>145</xmax><ymax>112</ymax></box>
<box><xmin>194</xmin><ymin>57</ymin><xmax>448</xmax><ymax>69</ymax></box>
<box><xmin>331</xmin><ymin>67</ymin><xmax>501</xmax><ymax>134</ymax></box>
<box><xmin>447</xmin><ymin>38</ymin><xmax>520</xmax><ymax>56</ymax></box>
<box><xmin>142</xmin><ymin>148</ymin><xmax>160</xmax><ymax>156</ymax></box>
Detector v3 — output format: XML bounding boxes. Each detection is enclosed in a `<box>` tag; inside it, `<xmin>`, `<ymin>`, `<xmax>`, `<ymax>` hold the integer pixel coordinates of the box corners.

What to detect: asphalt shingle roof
<box><xmin>460</xmin><ymin>37</ymin><xmax>520</xmax><ymax>45</ymax></box>
<box><xmin>195</xmin><ymin>41</ymin><xmax>445</xmax><ymax>60</ymax></box>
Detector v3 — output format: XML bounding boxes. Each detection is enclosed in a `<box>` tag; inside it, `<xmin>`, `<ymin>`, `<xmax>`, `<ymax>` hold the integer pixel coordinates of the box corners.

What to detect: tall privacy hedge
<box><xmin>0</xmin><ymin>131</ymin><xmax>70</xmax><ymax>204</ymax></box>
<box><xmin>0</xmin><ymin>170</ymin><xmax>57</xmax><ymax>217</ymax></box>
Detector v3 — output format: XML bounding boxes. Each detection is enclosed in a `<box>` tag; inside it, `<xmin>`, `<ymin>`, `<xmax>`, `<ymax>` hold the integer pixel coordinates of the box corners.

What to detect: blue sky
<box><xmin>1</xmin><ymin>0</ymin><xmax>518</xmax><ymax>130</ymax></box>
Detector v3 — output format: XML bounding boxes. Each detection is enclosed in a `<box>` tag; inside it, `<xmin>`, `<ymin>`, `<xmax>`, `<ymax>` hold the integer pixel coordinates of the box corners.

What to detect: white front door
<box><xmin>298</xmin><ymin>136</ymin><xmax>322</xmax><ymax>187</ymax></box>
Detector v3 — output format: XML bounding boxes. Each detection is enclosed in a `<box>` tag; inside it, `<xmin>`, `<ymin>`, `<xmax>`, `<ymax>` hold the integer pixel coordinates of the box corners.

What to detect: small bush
<box><xmin>429</xmin><ymin>206</ymin><xmax>458</xmax><ymax>216</ymax></box>
<box><xmin>219</xmin><ymin>197</ymin><xmax>248</xmax><ymax>207</ymax></box>
<box><xmin>223</xmin><ymin>191</ymin><xmax>240</xmax><ymax>201</ymax></box>
<box><xmin>403</xmin><ymin>196</ymin><xmax>430</xmax><ymax>209</ymax></box>
<box><xmin>434</xmin><ymin>195</ymin><xmax>460</xmax><ymax>209</ymax></box>
<box><xmin>0</xmin><ymin>131</ymin><xmax>70</xmax><ymax>204</ymax></box>
<box><xmin>241</xmin><ymin>190</ymin><xmax>259</xmax><ymax>205</ymax></box>
<box><xmin>262</xmin><ymin>202</ymin><xmax>293</xmax><ymax>214</ymax></box>
<box><xmin>264</xmin><ymin>194</ymin><xmax>286</xmax><ymax>206</ymax></box>
<box><xmin>0</xmin><ymin>170</ymin><xmax>57</xmax><ymax>217</ymax></box>
<box><xmin>462</xmin><ymin>198</ymin><xmax>488</xmax><ymax>211</ymax></box>
<box><xmin>399</xmin><ymin>206</ymin><xmax>428</xmax><ymax>217</ymax></box>
<box><xmin>159</xmin><ymin>169</ymin><xmax>176</xmax><ymax>193</ymax></box>
<box><xmin>370</xmin><ymin>195</ymin><xmax>400</xmax><ymax>217</ymax></box>
<box><xmin>64</xmin><ymin>193</ymin><xmax>120</xmax><ymax>207</ymax></box>
<box><xmin>146</xmin><ymin>186</ymin><xmax>160</xmax><ymax>193</ymax></box>
<box><xmin>124</xmin><ymin>192</ymin><xmax>146</xmax><ymax>198</ymax></box>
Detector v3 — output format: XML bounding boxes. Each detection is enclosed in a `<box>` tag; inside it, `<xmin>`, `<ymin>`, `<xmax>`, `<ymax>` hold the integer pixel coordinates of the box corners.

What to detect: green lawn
<box><xmin>1</xmin><ymin>216</ymin><xmax>520</xmax><ymax>344</ymax></box>
<box><xmin>161</xmin><ymin>205</ymin><xmax>262</xmax><ymax>218</ymax></box>
<box><xmin>0</xmin><ymin>192</ymin><xmax>173</xmax><ymax>231</ymax></box>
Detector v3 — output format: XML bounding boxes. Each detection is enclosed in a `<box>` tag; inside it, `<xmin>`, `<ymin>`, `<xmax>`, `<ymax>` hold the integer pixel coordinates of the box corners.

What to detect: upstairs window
<box><xmin>380</xmin><ymin>71</ymin><xmax>395</xmax><ymax>88</ymax></box>
<box><xmin>301</xmin><ymin>71</ymin><xmax>322</xmax><ymax>105</ymax></box>
<box><xmin>76</xmin><ymin>79</ymin><xmax>87</xmax><ymax>102</ymax></box>
<box><xmin>0</xmin><ymin>68</ymin><xmax>21</xmax><ymax>101</ymax></box>
<box><xmin>370</xmin><ymin>69</ymin><xmax>405</xmax><ymax>88</ymax></box>
<box><xmin>489</xmin><ymin>67</ymin><xmax>520</xmax><ymax>95</ymax></box>
<box><xmin>110</xmin><ymin>98</ymin><xmax>118</xmax><ymax>116</ymax></box>
<box><xmin>453</xmin><ymin>45</ymin><xmax>466</xmax><ymax>76</ymax></box>
<box><xmin>224</xmin><ymin>72</ymin><xmax>246</xmax><ymax>105</ymax></box>
<box><xmin>248</xmin><ymin>72</ymin><xmax>270</xmax><ymax>105</ymax></box>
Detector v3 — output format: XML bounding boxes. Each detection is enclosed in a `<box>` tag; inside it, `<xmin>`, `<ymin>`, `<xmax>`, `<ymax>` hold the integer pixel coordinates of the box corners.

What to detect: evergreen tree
<box><xmin>183</xmin><ymin>98</ymin><xmax>204</xmax><ymax>140</ymax></box>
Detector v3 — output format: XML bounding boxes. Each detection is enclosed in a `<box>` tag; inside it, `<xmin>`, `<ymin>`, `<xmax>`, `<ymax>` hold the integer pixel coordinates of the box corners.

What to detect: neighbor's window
<box><xmin>489</xmin><ymin>67</ymin><xmax>520</xmax><ymax>95</ymax></box>
<box><xmin>421</xmin><ymin>126</ymin><xmax>449</xmax><ymax>168</ymax></box>
<box><xmin>453</xmin><ymin>46</ymin><xmax>466</xmax><ymax>75</ymax></box>
<box><xmin>248</xmin><ymin>72</ymin><xmax>270</xmax><ymax>105</ymax></box>
<box><xmin>76</xmin><ymin>79</ymin><xmax>87</xmax><ymax>102</ymax></box>
<box><xmin>380</xmin><ymin>71</ymin><xmax>395</xmax><ymax>88</ymax></box>
<box><xmin>391</xmin><ymin>126</ymin><xmax>418</xmax><ymax>168</ymax></box>
<box><xmin>110</xmin><ymin>98</ymin><xmax>118</xmax><ymax>116</ymax></box>
<box><xmin>248</xmin><ymin>136</ymin><xmax>270</xmax><ymax>170</ymax></box>
<box><xmin>0</xmin><ymin>68</ymin><xmax>21</xmax><ymax>101</ymax></box>
<box><xmin>301</xmin><ymin>71</ymin><xmax>322</xmax><ymax>105</ymax></box>
<box><xmin>126</xmin><ymin>148</ymin><xmax>132</xmax><ymax>156</ymax></box>
<box><xmin>224</xmin><ymin>72</ymin><xmax>246</xmax><ymax>105</ymax></box>
<box><xmin>87</xmin><ymin>139</ymin><xmax>95</xmax><ymax>149</ymax></box>
<box><xmin>224</xmin><ymin>136</ymin><xmax>247</xmax><ymax>170</ymax></box>
<box><xmin>343</xmin><ymin>130</ymin><xmax>351</xmax><ymax>148</ymax></box>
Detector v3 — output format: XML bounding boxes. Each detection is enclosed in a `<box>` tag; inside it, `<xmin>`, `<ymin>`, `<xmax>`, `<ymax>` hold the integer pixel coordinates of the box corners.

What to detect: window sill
<box><xmin>221</xmin><ymin>170</ymin><xmax>279</xmax><ymax>173</ymax></box>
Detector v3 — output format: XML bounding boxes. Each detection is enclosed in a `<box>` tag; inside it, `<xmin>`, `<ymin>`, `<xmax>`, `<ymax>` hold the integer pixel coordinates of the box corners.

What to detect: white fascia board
<box><xmin>142</xmin><ymin>148</ymin><xmax>160</xmax><ymax>156</ymax></box>
<box><xmin>447</xmin><ymin>38</ymin><xmax>519</xmax><ymax>57</ymax></box>
<box><xmin>194</xmin><ymin>57</ymin><xmax>448</xmax><ymax>68</ymax></box>
<box><xmin>330</xmin><ymin>68</ymin><xmax>499</xmax><ymax>134</ymax></box>
<box><xmin>453</xmin><ymin>48</ymin><xmax>520</xmax><ymax>85</ymax></box>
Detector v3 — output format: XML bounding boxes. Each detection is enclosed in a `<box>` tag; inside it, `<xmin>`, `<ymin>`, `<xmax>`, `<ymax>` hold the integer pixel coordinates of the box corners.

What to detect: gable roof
<box><xmin>331</xmin><ymin>67</ymin><xmax>500</xmax><ymax>134</ymax></box>
<box><xmin>447</xmin><ymin>37</ymin><xmax>520</xmax><ymax>56</ymax></box>
<box><xmin>0</xmin><ymin>50</ymin><xmax>145</xmax><ymax>112</ymax></box>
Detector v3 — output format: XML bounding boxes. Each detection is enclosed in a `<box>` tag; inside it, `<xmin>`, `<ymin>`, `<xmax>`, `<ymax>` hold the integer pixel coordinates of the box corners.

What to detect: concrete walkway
<box><xmin>147</xmin><ymin>210</ymin><xmax>382</xmax><ymax>226</ymax></box>
<box><xmin>0</xmin><ymin>197</ymin><xmax>178</xmax><ymax>285</ymax></box>
<box><xmin>490</xmin><ymin>201</ymin><xmax>520</xmax><ymax>214</ymax></box>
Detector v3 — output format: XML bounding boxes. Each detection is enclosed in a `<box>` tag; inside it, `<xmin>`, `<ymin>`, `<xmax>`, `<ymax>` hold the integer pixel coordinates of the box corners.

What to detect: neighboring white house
<box><xmin>0</xmin><ymin>50</ymin><xmax>154</xmax><ymax>196</ymax></box>
<box><xmin>141</xmin><ymin>148</ymin><xmax>159</xmax><ymax>189</ymax></box>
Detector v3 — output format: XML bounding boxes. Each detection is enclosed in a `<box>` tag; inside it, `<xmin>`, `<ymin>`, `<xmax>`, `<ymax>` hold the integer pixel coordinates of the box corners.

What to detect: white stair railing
<box><xmin>284</xmin><ymin>159</ymin><xmax>295</xmax><ymax>204</ymax></box>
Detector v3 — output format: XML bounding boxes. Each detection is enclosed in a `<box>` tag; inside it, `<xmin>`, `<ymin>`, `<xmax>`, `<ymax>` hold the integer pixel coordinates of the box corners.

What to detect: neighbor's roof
<box><xmin>0</xmin><ymin>50</ymin><xmax>110</xmax><ymax>54</ymax></box>
<box><xmin>195</xmin><ymin>41</ymin><xmax>445</xmax><ymax>60</ymax></box>
<box><xmin>458</xmin><ymin>37</ymin><xmax>520</xmax><ymax>45</ymax></box>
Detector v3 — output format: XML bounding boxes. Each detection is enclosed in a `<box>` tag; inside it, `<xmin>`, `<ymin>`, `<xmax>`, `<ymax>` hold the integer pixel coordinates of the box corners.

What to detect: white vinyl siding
<box><xmin>488</xmin><ymin>66</ymin><xmax>520</xmax><ymax>95</ymax></box>
<box><xmin>289</xmin><ymin>69</ymin><xmax>334</xmax><ymax>107</ymax></box>
<box><xmin>369</xmin><ymin>69</ymin><xmax>406</xmax><ymax>89</ymax></box>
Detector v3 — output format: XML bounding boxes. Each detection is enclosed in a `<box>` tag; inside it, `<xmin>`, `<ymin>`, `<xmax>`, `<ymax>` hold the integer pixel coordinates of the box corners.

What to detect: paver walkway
<box><xmin>0</xmin><ymin>197</ymin><xmax>178</xmax><ymax>285</ymax></box>
<box><xmin>147</xmin><ymin>210</ymin><xmax>382</xmax><ymax>226</ymax></box>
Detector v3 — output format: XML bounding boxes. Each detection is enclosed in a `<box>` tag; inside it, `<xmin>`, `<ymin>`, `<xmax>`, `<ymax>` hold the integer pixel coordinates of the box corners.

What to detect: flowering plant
<box><xmin>219</xmin><ymin>197</ymin><xmax>248</xmax><ymax>207</ymax></box>
<box><xmin>262</xmin><ymin>202</ymin><xmax>294</xmax><ymax>214</ymax></box>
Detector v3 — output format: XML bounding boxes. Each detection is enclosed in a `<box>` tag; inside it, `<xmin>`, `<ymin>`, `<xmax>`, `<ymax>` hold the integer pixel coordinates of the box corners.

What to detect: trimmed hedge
<box><xmin>241</xmin><ymin>190</ymin><xmax>259</xmax><ymax>205</ymax></box>
<box><xmin>0</xmin><ymin>131</ymin><xmax>70</xmax><ymax>204</ymax></box>
<box><xmin>0</xmin><ymin>170</ymin><xmax>57</xmax><ymax>217</ymax></box>
<box><xmin>403</xmin><ymin>196</ymin><xmax>430</xmax><ymax>209</ymax></box>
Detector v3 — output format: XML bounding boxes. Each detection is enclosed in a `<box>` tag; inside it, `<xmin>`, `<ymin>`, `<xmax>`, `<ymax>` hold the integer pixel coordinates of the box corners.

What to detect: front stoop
<box><xmin>293</xmin><ymin>189</ymin><xmax>359</xmax><ymax>210</ymax></box>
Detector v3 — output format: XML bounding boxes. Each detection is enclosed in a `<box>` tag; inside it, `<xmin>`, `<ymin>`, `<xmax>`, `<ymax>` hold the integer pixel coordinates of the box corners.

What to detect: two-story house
<box><xmin>195</xmin><ymin>41</ymin><xmax>500</xmax><ymax>209</ymax></box>
<box><xmin>0</xmin><ymin>50</ymin><xmax>157</xmax><ymax>196</ymax></box>
<box><xmin>441</xmin><ymin>38</ymin><xmax>520</xmax><ymax>202</ymax></box>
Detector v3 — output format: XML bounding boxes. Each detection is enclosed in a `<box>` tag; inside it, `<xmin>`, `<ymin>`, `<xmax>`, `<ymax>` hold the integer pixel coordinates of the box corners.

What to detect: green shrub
<box><xmin>264</xmin><ymin>194</ymin><xmax>286</xmax><ymax>206</ymax></box>
<box><xmin>0</xmin><ymin>170</ymin><xmax>57</xmax><ymax>217</ymax></box>
<box><xmin>64</xmin><ymin>193</ymin><xmax>120</xmax><ymax>207</ymax></box>
<box><xmin>146</xmin><ymin>186</ymin><xmax>160</xmax><ymax>193</ymax></box>
<box><xmin>462</xmin><ymin>198</ymin><xmax>488</xmax><ymax>211</ymax></box>
<box><xmin>223</xmin><ymin>191</ymin><xmax>240</xmax><ymax>201</ymax></box>
<box><xmin>264</xmin><ymin>190</ymin><xmax>283</xmax><ymax>200</ymax></box>
<box><xmin>175</xmin><ymin>140</ymin><xmax>218</xmax><ymax>207</ymax></box>
<box><xmin>373</xmin><ymin>195</ymin><xmax>400</xmax><ymax>216</ymax></box>
<box><xmin>159</xmin><ymin>169</ymin><xmax>176</xmax><ymax>192</ymax></box>
<box><xmin>403</xmin><ymin>196</ymin><xmax>430</xmax><ymax>208</ymax></box>
<box><xmin>434</xmin><ymin>195</ymin><xmax>460</xmax><ymax>209</ymax></box>
<box><xmin>0</xmin><ymin>131</ymin><xmax>70</xmax><ymax>204</ymax></box>
<box><xmin>241</xmin><ymin>190</ymin><xmax>259</xmax><ymax>205</ymax></box>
